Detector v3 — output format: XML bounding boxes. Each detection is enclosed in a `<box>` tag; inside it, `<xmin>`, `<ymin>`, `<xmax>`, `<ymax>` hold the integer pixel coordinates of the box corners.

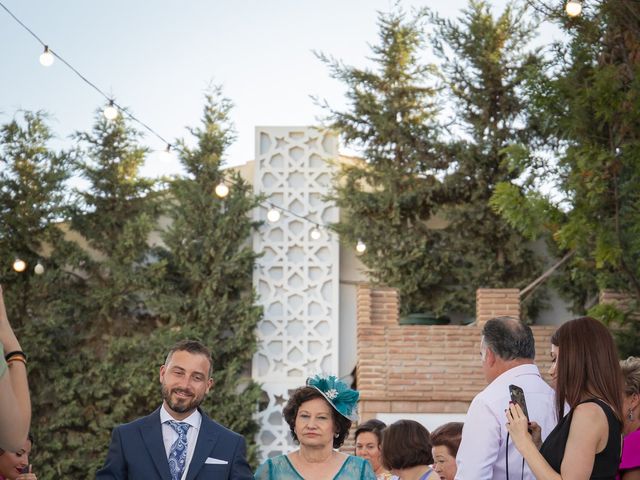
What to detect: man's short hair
<box><xmin>481</xmin><ymin>316</ymin><xmax>535</xmax><ymax>361</ymax></box>
<box><xmin>165</xmin><ymin>339</ymin><xmax>213</xmax><ymax>376</ymax></box>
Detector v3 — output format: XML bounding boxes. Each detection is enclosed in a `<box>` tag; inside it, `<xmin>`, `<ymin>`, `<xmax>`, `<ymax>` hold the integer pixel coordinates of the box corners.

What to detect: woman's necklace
<box><xmin>298</xmin><ymin>448</ymin><xmax>334</xmax><ymax>464</ymax></box>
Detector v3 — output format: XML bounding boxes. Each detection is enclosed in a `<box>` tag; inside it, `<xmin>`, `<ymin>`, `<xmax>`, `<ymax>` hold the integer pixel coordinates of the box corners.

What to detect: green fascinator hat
<box><xmin>307</xmin><ymin>374</ymin><xmax>359</xmax><ymax>421</ymax></box>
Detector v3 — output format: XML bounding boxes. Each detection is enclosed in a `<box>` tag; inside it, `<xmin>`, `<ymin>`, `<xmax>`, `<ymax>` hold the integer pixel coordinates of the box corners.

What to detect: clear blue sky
<box><xmin>1</xmin><ymin>0</ymin><xmax>541</xmax><ymax>179</ymax></box>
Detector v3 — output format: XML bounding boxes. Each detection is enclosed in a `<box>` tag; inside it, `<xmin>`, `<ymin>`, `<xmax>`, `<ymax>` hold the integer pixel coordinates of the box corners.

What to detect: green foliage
<box><xmin>431</xmin><ymin>0</ymin><xmax>546</xmax><ymax>319</ymax></box>
<box><xmin>590</xmin><ymin>302</ymin><xmax>640</xmax><ymax>358</ymax></box>
<box><xmin>153</xmin><ymin>87</ymin><xmax>263</xmax><ymax>465</ymax></box>
<box><xmin>319</xmin><ymin>8</ymin><xmax>454</xmax><ymax>315</ymax></box>
<box><xmin>20</xmin><ymin>109</ymin><xmax>168</xmax><ymax>478</ymax></box>
<box><xmin>490</xmin><ymin>0</ymin><xmax>640</xmax><ymax>325</ymax></box>
<box><xmin>322</xmin><ymin>3</ymin><xmax>546</xmax><ymax>319</ymax></box>
<box><xmin>0</xmin><ymin>93</ymin><xmax>262</xmax><ymax>477</ymax></box>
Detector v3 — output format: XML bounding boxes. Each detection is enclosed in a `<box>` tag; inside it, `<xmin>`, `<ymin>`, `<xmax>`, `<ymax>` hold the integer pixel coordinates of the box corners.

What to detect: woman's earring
<box><xmin>334</xmin><ymin>433</ymin><xmax>339</xmax><ymax>438</ymax></box>
<box><xmin>628</xmin><ymin>408</ymin><xmax>634</xmax><ymax>421</ymax></box>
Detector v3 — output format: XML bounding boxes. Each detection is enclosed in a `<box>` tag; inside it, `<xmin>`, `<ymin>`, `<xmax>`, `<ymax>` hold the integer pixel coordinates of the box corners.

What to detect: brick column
<box><xmin>599</xmin><ymin>289</ymin><xmax>640</xmax><ymax>322</ymax></box>
<box><xmin>476</xmin><ymin>288</ymin><xmax>520</xmax><ymax>328</ymax></box>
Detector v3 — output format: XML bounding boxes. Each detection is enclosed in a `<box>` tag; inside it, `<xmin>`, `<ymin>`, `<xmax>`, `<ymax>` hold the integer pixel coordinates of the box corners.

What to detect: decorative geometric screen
<box><xmin>252</xmin><ymin>126</ymin><xmax>340</xmax><ymax>460</ymax></box>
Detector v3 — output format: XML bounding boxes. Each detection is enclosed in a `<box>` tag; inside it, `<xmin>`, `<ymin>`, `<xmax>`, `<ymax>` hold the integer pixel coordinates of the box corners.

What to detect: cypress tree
<box><xmin>319</xmin><ymin>8</ymin><xmax>453</xmax><ymax>315</ymax></box>
<box><xmin>431</xmin><ymin>0</ymin><xmax>545</xmax><ymax>319</ymax></box>
<box><xmin>26</xmin><ymin>108</ymin><xmax>165</xmax><ymax>477</ymax></box>
<box><xmin>156</xmin><ymin>87</ymin><xmax>263</xmax><ymax>462</ymax></box>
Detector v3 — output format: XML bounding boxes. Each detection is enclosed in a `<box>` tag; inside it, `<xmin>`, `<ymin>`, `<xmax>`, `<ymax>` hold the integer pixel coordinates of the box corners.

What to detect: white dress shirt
<box><xmin>455</xmin><ymin>364</ymin><xmax>556</xmax><ymax>480</ymax></box>
<box><xmin>160</xmin><ymin>405</ymin><xmax>202</xmax><ymax>480</ymax></box>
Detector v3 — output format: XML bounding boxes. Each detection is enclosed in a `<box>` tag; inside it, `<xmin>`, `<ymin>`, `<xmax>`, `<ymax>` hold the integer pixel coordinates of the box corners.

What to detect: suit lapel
<box><xmin>185</xmin><ymin>414</ymin><xmax>221</xmax><ymax>480</ymax></box>
<box><xmin>141</xmin><ymin>408</ymin><xmax>172</xmax><ymax>480</ymax></box>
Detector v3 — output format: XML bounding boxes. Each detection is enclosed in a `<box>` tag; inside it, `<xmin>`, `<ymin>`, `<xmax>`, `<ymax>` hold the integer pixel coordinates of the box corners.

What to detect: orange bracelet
<box><xmin>7</xmin><ymin>356</ymin><xmax>26</xmax><ymax>367</ymax></box>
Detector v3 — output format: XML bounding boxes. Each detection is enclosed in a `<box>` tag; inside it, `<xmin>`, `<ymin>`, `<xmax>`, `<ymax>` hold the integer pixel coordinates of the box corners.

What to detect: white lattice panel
<box><xmin>252</xmin><ymin>127</ymin><xmax>340</xmax><ymax>461</ymax></box>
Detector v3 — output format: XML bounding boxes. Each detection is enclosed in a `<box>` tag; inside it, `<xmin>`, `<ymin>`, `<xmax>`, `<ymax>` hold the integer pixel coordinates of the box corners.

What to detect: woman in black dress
<box><xmin>506</xmin><ymin>316</ymin><xmax>623</xmax><ymax>480</ymax></box>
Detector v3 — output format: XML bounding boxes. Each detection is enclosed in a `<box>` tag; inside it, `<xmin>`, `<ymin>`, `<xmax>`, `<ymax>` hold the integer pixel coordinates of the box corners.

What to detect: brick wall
<box><xmin>600</xmin><ymin>290</ymin><xmax>640</xmax><ymax>319</ymax></box>
<box><xmin>355</xmin><ymin>285</ymin><xmax>556</xmax><ymax>422</ymax></box>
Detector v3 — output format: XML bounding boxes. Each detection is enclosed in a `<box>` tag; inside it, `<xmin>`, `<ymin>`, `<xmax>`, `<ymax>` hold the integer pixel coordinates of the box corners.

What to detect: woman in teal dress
<box><xmin>255</xmin><ymin>375</ymin><xmax>376</xmax><ymax>480</ymax></box>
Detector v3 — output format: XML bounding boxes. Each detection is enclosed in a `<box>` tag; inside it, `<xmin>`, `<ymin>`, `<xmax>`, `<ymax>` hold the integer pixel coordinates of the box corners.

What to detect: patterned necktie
<box><xmin>167</xmin><ymin>420</ymin><xmax>190</xmax><ymax>480</ymax></box>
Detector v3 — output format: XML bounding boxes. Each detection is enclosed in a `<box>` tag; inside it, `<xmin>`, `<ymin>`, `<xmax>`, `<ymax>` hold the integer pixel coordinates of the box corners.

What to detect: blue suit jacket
<box><xmin>96</xmin><ymin>407</ymin><xmax>253</xmax><ymax>480</ymax></box>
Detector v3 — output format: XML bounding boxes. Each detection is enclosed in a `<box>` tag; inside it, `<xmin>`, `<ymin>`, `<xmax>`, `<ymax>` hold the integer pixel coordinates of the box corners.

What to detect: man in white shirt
<box><xmin>455</xmin><ymin>317</ymin><xmax>556</xmax><ymax>480</ymax></box>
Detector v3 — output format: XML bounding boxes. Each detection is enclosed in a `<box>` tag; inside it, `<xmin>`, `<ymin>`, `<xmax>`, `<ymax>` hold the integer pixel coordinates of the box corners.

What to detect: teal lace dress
<box><xmin>254</xmin><ymin>454</ymin><xmax>377</xmax><ymax>480</ymax></box>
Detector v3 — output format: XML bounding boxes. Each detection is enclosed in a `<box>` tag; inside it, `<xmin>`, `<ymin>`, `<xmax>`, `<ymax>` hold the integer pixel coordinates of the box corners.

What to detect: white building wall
<box><xmin>252</xmin><ymin>126</ymin><xmax>341</xmax><ymax>460</ymax></box>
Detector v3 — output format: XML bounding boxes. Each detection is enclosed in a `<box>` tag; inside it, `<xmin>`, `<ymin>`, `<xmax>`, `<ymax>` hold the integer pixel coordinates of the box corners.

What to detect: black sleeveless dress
<box><xmin>539</xmin><ymin>398</ymin><xmax>621</xmax><ymax>479</ymax></box>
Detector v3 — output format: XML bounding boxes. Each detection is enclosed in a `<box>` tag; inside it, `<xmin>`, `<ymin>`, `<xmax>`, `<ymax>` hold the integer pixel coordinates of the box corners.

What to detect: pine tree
<box><xmin>431</xmin><ymin>0</ymin><xmax>545</xmax><ymax>319</ymax></box>
<box><xmin>319</xmin><ymin>8</ymin><xmax>453</xmax><ymax>315</ymax></box>
<box><xmin>70</xmin><ymin>110</ymin><xmax>164</xmax><ymax>332</ymax></box>
<box><xmin>0</xmin><ymin>111</ymin><xmax>73</xmax><ymax>317</ymax></box>
<box><xmin>26</xmin><ymin>109</ymin><xmax>166</xmax><ymax>477</ymax></box>
<box><xmin>156</xmin><ymin>87</ymin><xmax>263</xmax><ymax>462</ymax></box>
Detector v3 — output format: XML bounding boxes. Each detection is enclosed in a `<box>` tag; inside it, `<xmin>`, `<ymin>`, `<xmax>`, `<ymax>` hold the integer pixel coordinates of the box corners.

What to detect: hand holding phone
<box><xmin>509</xmin><ymin>384</ymin><xmax>529</xmax><ymax>420</ymax></box>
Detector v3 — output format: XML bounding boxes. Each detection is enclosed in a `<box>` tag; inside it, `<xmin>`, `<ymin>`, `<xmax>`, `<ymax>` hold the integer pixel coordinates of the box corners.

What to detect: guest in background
<box><xmin>456</xmin><ymin>316</ymin><xmax>556</xmax><ymax>480</ymax></box>
<box><xmin>254</xmin><ymin>375</ymin><xmax>376</xmax><ymax>479</ymax></box>
<box><xmin>619</xmin><ymin>356</ymin><xmax>640</xmax><ymax>479</ymax></box>
<box><xmin>430</xmin><ymin>422</ymin><xmax>463</xmax><ymax>480</ymax></box>
<box><xmin>381</xmin><ymin>420</ymin><xmax>438</xmax><ymax>480</ymax></box>
<box><xmin>0</xmin><ymin>286</ymin><xmax>31</xmax><ymax>452</ymax></box>
<box><xmin>0</xmin><ymin>434</ymin><xmax>37</xmax><ymax>480</ymax></box>
<box><xmin>355</xmin><ymin>419</ymin><xmax>397</xmax><ymax>480</ymax></box>
<box><xmin>506</xmin><ymin>316</ymin><xmax>623</xmax><ymax>479</ymax></box>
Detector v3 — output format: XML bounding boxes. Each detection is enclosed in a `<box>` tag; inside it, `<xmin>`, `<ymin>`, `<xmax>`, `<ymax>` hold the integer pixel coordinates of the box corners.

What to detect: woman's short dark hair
<box><xmin>282</xmin><ymin>386</ymin><xmax>352</xmax><ymax>448</ymax></box>
<box><xmin>430</xmin><ymin>422</ymin><xmax>463</xmax><ymax>457</ymax></box>
<box><xmin>381</xmin><ymin>420</ymin><xmax>433</xmax><ymax>470</ymax></box>
<box><xmin>355</xmin><ymin>419</ymin><xmax>387</xmax><ymax>446</ymax></box>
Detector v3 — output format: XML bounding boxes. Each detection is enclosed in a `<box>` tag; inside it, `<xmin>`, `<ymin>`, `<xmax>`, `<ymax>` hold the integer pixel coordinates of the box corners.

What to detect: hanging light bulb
<box><xmin>267</xmin><ymin>208</ymin><xmax>281</xmax><ymax>223</ymax></box>
<box><xmin>565</xmin><ymin>0</ymin><xmax>582</xmax><ymax>17</ymax></box>
<box><xmin>39</xmin><ymin>45</ymin><xmax>54</xmax><ymax>66</ymax></box>
<box><xmin>12</xmin><ymin>258</ymin><xmax>26</xmax><ymax>273</ymax></box>
<box><xmin>215</xmin><ymin>182</ymin><xmax>229</xmax><ymax>198</ymax></box>
<box><xmin>355</xmin><ymin>240</ymin><xmax>367</xmax><ymax>254</ymax></box>
<box><xmin>103</xmin><ymin>100</ymin><xmax>118</xmax><ymax>120</ymax></box>
<box><xmin>34</xmin><ymin>262</ymin><xmax>45</xmax><ymax>275</ymax></box>
<box><xmin>160</xmin><ymin>144</ymin><xmax>172</xmax><ymax>160</ymax></box>
<box><xmin>310</xmin><ymin>228</ymin><xmax>321</xmax><ymax>240</ymax></box>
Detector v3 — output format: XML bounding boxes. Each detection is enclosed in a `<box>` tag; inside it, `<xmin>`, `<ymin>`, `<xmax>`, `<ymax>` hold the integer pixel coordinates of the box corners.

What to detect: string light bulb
<box><xmin>215</xmin><ymin>182</ymin><xmax>230</xmax><ymax>198</ymax></box>
<box><xmin>12</xmin><ymin>258</ymin><xmax>26</xmax><ymax>273</ymax></box>
<box><xmin>34</xmin><ymin>262</ymin><xmax>45</xmax><ymax>275</ymax></box>
<box><xmin>355</xmin><ymin>240</ymin><xmax>367</xmax><ymax>254</ymax></box>
<box><xmin>565</xmin><ymin>0</ymin><xmax>582</xmax><ymax>17</ymax></box>
<box><xmin>267</xmin><ymin>208</ymin><xmax>281</xmax><ymax>223</ymax></box>
<box><xmin>103</xmin><ymin>100</ymin><xmax>118</xmax><ymax>120</ymax></box>
<box><xmin>39</xmin><ymin>45</ymin><xmax>54</xmax><ymax>66</ymax></box>
<box><xmin>310</xmin><ymin>228</ymin><xmax>321</xmax><ymax>240</ymax></box>
<box><xmin>161</xmin><ymin>143</ymin><xmax>172</xmax><ymax>157</ymax></box>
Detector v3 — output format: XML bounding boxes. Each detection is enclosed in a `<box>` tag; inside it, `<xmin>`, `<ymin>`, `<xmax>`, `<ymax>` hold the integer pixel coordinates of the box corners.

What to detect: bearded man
<box><xmin>97</xmin><ymin>340</ymin><xmax>253</xmax><ymax>480</ymax></box>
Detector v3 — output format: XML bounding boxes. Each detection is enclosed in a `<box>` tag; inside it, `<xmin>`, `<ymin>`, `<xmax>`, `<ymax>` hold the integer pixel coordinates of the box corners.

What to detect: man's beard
<box><xmin>161</xmin><ymin>384</ymin><xmax>204</xmax><ymax>414</ymax></box>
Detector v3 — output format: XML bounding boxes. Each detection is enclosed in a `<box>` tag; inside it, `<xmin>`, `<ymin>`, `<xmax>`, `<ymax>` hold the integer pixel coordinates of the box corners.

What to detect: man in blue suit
<box><xmin>96</xmin><ymin>340</ymin><xmax>253</xmax><ymax>480</ymax></box>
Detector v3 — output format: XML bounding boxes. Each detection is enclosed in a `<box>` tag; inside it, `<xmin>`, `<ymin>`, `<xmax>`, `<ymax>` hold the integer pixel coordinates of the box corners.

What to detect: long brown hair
<box><xmin>551</xmin><ymin>317</ymin><xmax>623</xmax><ymax>422</ymax></box>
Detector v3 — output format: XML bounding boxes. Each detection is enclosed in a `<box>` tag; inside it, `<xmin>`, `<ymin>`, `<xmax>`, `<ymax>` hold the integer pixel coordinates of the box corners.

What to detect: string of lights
<box><xmin>0</xmin><ymin>1</ymin><xmax>368</xmax><ymax>276</ymax></box>
<box><xmin>0</xmin><ymin>2</ymin><xmax>172</xmax><ymax>149</ymax></box>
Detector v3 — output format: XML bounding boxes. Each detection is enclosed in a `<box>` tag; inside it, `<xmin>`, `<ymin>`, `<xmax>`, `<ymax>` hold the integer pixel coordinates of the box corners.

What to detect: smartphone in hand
<box><xmin>509</xmin><ymin>384</ymin><xmax>529</xmax><ymax>420</ymax></box>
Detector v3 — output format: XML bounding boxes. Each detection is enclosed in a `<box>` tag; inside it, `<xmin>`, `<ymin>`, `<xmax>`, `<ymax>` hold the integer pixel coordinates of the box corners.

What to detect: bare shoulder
<box><xmin>573</xmin><ymin>401</ymin><xmax>609</xmax><ymax>423</ymax></box>
<box><xmin>569</xmin><ymin>401</ymin><xmax>610</xmax><ymax>451</ymax></box>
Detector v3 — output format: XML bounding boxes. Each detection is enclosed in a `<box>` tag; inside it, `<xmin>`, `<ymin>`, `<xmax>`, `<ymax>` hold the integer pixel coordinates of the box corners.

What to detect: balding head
<box><xmin>480</xmin><ymin>317</ymin><xmax>535</xmax><ymax>383</ymax></box>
